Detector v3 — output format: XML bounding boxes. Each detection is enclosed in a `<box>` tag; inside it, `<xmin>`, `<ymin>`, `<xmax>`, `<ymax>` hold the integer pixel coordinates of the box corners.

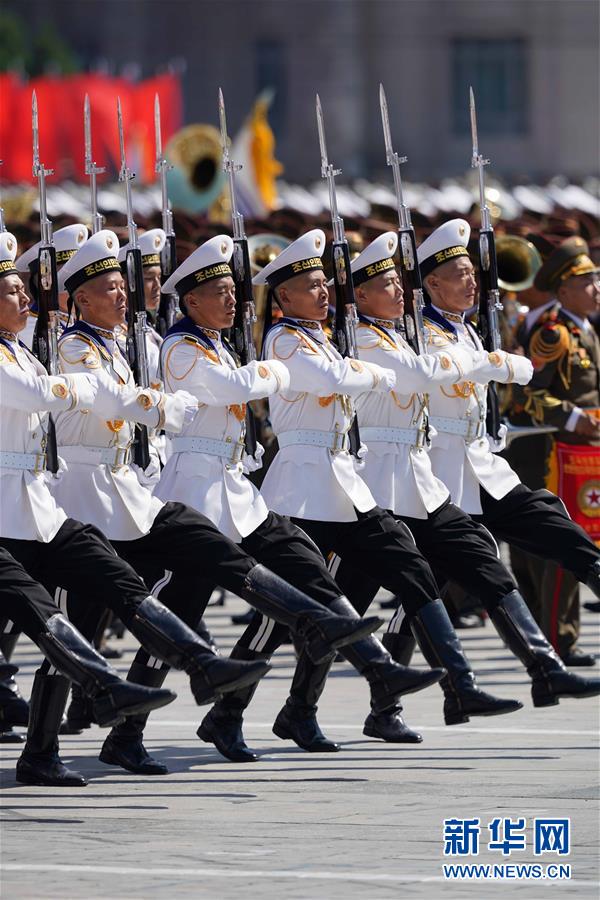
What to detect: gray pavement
<box><xmin>1</xmin><ymin>592</ymin><xmax>599</xmax><ymax>900</ymax></box>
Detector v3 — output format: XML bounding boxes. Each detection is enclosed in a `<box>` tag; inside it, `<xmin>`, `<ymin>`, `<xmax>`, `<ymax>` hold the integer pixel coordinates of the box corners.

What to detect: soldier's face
<box><xmin>143</xmin><ymin>265</ymin><xmax>162</xmax><ymax>312</ymax></box>
<box><xmin>276</xmin><ymin>270</ymin><xmax>329</xmax><ymax>321</ymax></box>
<box><xmin>185</xmin><ymin>276</ymin><xmax>236</xmax><ymax>330</ymax></box>
<box><xmin>559</xmin><ymin>273</ymin><xmax>600</xmax><ymax>319</ymax></box>
<box><xmin>76</xmin><ymin>271</ymin><xmax>127</xmax><ymax>330</ymax></box>
<box><xmin>0</xmin><ymin>274</ymin><xmax>30</xmax><ymax>333</ymax></box>
<box><xmin>426</xmin><ymin>257</ymin><xmax>477</xmax><ymax>314</ymax></box>
<box><xmin>356</xmin><ymin>269</ymin><xmax>404</xmax><ymax>319</ymax></box>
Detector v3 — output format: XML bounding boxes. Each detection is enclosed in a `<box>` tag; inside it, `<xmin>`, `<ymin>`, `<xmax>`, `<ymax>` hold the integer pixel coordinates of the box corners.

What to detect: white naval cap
<box><xmin>16</xmin><ymin>224</ymin><xmax>89</xmax><ymax>274</ymax></box>
<box><xmin>58</xmin><ymin>230</ymin><xmax>121</xmax><ymax>294</ymax></box>
<box><xmin>161</xmin><ymin>234</ymin><xmax>233</xmax><ymax>298</ymax></box>
<box><xmin>350</xmin><ymin>232</ymin><xmax>398</xmax><ymax>286</ymax></box>
<box><xmin>118</xmin><ymin>228</ymin><xmax>166</xmax><ymax>267</ymax></box>
<box><xmin>417</xmin><ymin>218</ymin><xmax>471</xmax><ymax>279</ymax></box>
<box><xmin>252</xmin><ymin>229</ymin><xmax>326</xmax><ymax>288</ymax></box>
<box><xmin>0</xmin><ymin>232</ymin><xmax>18</xmax><ymax>278</ymax></box>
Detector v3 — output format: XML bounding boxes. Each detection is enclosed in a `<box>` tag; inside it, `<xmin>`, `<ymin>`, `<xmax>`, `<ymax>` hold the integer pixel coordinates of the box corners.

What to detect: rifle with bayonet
<box><xmin>117</xmin><ymin>97</ymin><xmax>151</xmax><ymax>470</ymax></box>
<box><xmin>0</xmin><ymin>160</ymin><xmax>6</xmax><ymax>233</ymax></box>
<box><xmin>31</xmin><ymin>91</ymin><xmax>59</xmax><ymax>473</ymax></box>
<box><xmin>469</xmin><ymin>86</ymin><xmax>503</xmax><ymax>441</ymax></box>
<box><xmin>84</xmin><ymin>94</ymin><xmax>105</xmax><ymax>235</ymax></box>
<box><xmin>379</xmin><ymin>84</ymin><xmax>426</xmax><ymax>356</ymax></box>
<box><xmin>218</xmin><ymin>87</ymin><xmax>258</xmax><ymax>457</ymax></box>
<box><xmin>154</xmin><ymin>94</ymin><xmax>178</xmax><ymax>337</ymax></box>
<box><xmin>315</xmin><ymin>94</ymin><xmax>361</xmax><ymax>457</ymax></box>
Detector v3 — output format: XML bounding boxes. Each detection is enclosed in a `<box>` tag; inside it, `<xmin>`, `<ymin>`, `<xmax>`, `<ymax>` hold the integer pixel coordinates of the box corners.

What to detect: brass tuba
<box><xmin>496</xmin><ymin>235</ymin><xmax>543</xmax><ymax>293</ymax></box>
<box><xmin>165</xmin><ymin>124</ymin><xmax>226</xmax><ymax>215</ymax></box>
<box><xmin>247</xmin><ymin>232</ymin><xmax>291</xmax><ymax>275</ymax></box>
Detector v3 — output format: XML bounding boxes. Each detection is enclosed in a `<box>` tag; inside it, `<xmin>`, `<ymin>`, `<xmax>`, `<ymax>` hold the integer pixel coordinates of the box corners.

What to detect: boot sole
<box><xmin>194</xmin><ymin>663</ymin><xmax>271</xmax><ymax>706</ymax></box>
<box><xmin>94</xmin><ymin>690</ymin><xmax>176</xmax><ymax>728</ymax></box>
<box><xmin>445</xmin><ymin>702</ymin><xmax>523</xmax><ymax>725</ymax></box>
<box><xmin>15</xmin><ymin>770</ymin><xmax>87</xmax><ymax>787</ymax></box>
<box><xmin>307</xmin><ymin>618</ymin><xmax>384</xmax><ymax>665</ymax></box>
<box><xmin>196</xmin><ymin>723</ymin><xmax>259</xmax><ymax>763</ymax></box>
<box><xmin>533</xmin><ymin>688</ymin><xmax>600</xmax><ymax>707</ymax></box>
<box><xmin>272</xmin><ymin>721</ymin><xmax>340</xmax><ymax>752</ymax></box>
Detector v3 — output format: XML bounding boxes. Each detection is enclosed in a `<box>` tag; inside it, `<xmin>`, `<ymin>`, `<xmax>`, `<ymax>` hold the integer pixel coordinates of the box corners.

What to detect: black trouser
<box><xmin>0</xmin><ymin>547</ymin><xmax>65</xmax><ymax>641</ymax></box>
<box><xmin>235</xmin><ymin>505</ymin><xmax>441</xmax><ymax>654</ymax></box>
<box><xmin>476</xmin><ymin>484</ymin><xmax>599</xmax><ymax>580</ymax></box>
<box><xmin>0</xmin><ymin>519</ymin><xmax>151</xmax><ymax>633</ymax></box>
<box><xmin>130</xmin><ymin>510</ymin><xmax>343</xmax><ymax>665</ymax></box>
<box><xmin>333</xmin><ymin>501</ymin><xmax>517</xmax><ymax>628</ymax></box>
<box><xmin>60</xmin><ymin>503</ymin><xmax>258</xmax><ymax>644</ymax></box>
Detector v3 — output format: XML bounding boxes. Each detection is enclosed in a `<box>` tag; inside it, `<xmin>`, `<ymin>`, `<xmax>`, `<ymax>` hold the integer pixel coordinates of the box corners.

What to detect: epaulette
<box><xmin>0</xmin><ymin>343</ymin><xmax>16</xmax><ymax>365</ymax></box>
<box><xmin>58</xmin><ymin>333</ymin><xmax>105</xmax><ymax>368</ymax></box>
<box><xmin>180</xmin><ymin>334</ymin><xmax>219</xmax><ymax>363</ymax></box>
<box><xmin>424</xmin><ymin>320</ymin><xmax>455</xmax><ymax>346</ymax></box>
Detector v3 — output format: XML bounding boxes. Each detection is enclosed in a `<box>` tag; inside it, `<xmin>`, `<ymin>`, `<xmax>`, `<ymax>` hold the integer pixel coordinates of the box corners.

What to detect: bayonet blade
<box><xmin>469</xmin><ymin>85</ymin><xmax>479</xmax><ymax>162</ymax></box>
<box><xmin>315</xmin><ymin>94</ymin><xmax>329</xmax><ymax>172</ymax></box>
<box><xmin>154</xmin><ymin>93</ymin><xmax>162</xmax><ymax>162</ymax></box>
<box><xmin>117</xmin><ymin>96</ymin><xmax>126</xmax><ymax>177</ymax></box>
<box><xmin>84</xmin><ymin>93</ymin><xmax>92</xmax><ymax>170</ymax></box>
<box><xmin>218</xmin><ymin>87</ymin><xmax>229</xmax><ymax>158</ymax></box>
<box><xmin>379</xmin><ymin>83</ymin><xmax>394</xmax><ymax>162</ymax></box>
<box><xmin>32</xmin><ymin>90</ymin><xmax>39</xmax><ymax>170</ymax></box>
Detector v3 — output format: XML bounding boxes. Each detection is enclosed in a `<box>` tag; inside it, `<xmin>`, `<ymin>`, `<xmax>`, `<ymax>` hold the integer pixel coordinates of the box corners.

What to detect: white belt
<box><xmin>0</xmin><ymin>450</ymin><xmax>47</xmax><ymax>473</ymax></box>
<box><xmin>360</xmin><ymin>426</ymin><xmax>423</xmax><ymax>448</ymax></box>
<box><xmin>60</xmin><ymin>445</ymin><xmax>132</xmax><ymax>470</ymax></box>
<box><xmin>277</xmin><ymin>429</ymin><xmax>350</xmax><ymax>453</ymax></box>
<box><xmin>170</xmin><ymin>435</ymin><xmax>245</xmax><ymax>464</ymax></box>
<box><xmin>429</xmin><ymin>415</ymin><xmax>486</xmax><ymax>442</ymax></box>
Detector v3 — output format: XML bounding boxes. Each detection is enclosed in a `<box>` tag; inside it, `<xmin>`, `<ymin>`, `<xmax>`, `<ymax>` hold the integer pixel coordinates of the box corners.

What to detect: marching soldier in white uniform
<box><xmin>52</xmin><ymin>230</ymin><xmax>384</xmax><ymax>775</ymax></box>
<box><xmin>206</xmin><ymin>229</ymin><xmax>527</xmax><ymax>758</ymax></box>
<box><xmin>0</xmin><ymin>231</ymin><xmax>280</xmax><ymax>786</ymax></box>
<box><xmin>102</xmin><ymin>235</ymin><xmax>443</xmax><ymax>770</ymax></box>
<box><xmin>331</xmin><ymin>232</ymin><xmax>600</xmax><ymax>740</ymax></box>
<box><xmin>415</xmin><ymin>219</ymin><xmax>600</xmax><ymax>702</ymax></box>
<box><xmin>16</xmin><ymin>224</ymin><xmax>88</xmax><ymax>350</ymax></box>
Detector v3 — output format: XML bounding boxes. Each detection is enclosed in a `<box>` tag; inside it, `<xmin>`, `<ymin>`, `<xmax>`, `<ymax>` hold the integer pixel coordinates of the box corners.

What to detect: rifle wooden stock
<box><xmin>32</xmin><ymin>243</ymin><xmax>60</xmax><ymax>474</ymax></box>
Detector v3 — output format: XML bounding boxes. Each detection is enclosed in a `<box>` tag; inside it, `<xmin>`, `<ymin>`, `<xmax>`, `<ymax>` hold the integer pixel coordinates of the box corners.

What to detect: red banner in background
<box><xmin>0</xmin><ymin>72</ymin><xmax>182</xmax><ymax>185</ymax></box>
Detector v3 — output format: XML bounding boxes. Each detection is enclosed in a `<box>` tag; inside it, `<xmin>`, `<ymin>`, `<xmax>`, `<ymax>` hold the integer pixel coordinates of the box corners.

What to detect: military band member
<box><xmin>413</xmin><ymin>219</ymin><xmax>600</xmax><ymax>699</ymax></box>
<box><xmin>518</xmin><ymin>236</ymin><xmax>600</xmax><ymax>664</ymax></box>
<box><xmin>53</xmin><ymin>230</ymin><xmax>383</xmax><ymax>775</ymax></box>
<box><xmin>16</xmin><ymin>223</ymin><xmax>89</xmax><ymax>350</ymax></box>
<box><xmin>103</xmin><ymin>235</ymin><xmax>443</xmax><ymax>770</ymax></box>
<box><xmin>0</xmin><ymin>231</ymin><xmax>278</xmax><ymax>785</ymax></box>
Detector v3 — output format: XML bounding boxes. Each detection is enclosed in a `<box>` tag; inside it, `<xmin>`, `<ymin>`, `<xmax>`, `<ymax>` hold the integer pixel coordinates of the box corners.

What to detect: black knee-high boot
<box><xmin>126</xmin><ymin>596</ymin><xmax>270</xmax><ymax>705</ymax></box>
<box><xmin>197</xmin><ymin>647</ymin><xmax>272</xmax><ymax>762</ymax></box>
<box><xmin>272</xmin><ymin>596</ymin><xmax>444</xmax><ymax>752</ymax></box>
<box><xmin>0</xmin><ymin>653</ymin><xmax>29</xmax><ymax>743</ymax></box>
<box><xmin>36</xmin><ymin>614</ymin><xmax>176</xmax><ymax>727</ymax></box>
<box><xmin>99</xmin><ymin>662</ymin><xmax>171</xmax><ymax>775</ymax></box>
<box><xmin>15</xmin><ymin>672</ymin><xmax>87</xmax><ymax>787</ymax></box>
<box><xmin>490</xmin><ymin>590</ymin><xmax>600</xmax><ymax>706</ymax></box>
<box><xmin>410</xmin><ymin>599</ymin><xmax>523</xmax><ymax>725</ymax></box>
<box><xmin>240</xmin><ymin>565</ymin><xmax>382</xmax><ymax>663</ymax></box>
<box><xmin>272</xmin><ymin>652</ymin><xmax>339</xmax><ymax>752</ymax></box>
<box><xmin>363</xmin><ymin>632</ymin><xmax>423</xmax><ymax>743</ymax></box>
